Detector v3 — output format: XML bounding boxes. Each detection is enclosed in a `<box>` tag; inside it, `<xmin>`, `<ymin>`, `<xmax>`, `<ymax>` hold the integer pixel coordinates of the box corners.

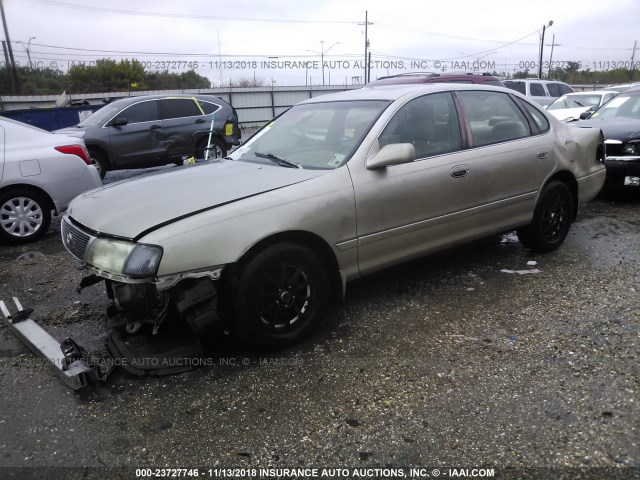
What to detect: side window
<box><xmin>519</xmin><ymin>100</ymin><xmax>550</xmax><ymax>133</ymax></box>
<box><xmin>119</xmin><ymin>101</ymin><xmax>159</xmax><ymax>124</ymax></box>
<box><xmin>161</xmin><ymin>99</ymin><xmax>202</xmax><ymax>120</ymax></box>
<box><xmin>198</xmin><ymin>100</ymin><xmax>221</xmax><ymax>115</ymax></box>
<box><xmin>504</xmin><ymin>81</ymin><xmax>525</xmax><ymax>94</ymax></box>
<box><xmin>458</xmin><ymin>91</ymin><xmax>531</xmax><ymax>147</ymax></box>
<box><xmin>558</xmin><ymin>83</ymin><xmax>573</xmax><ymax>95</ymax></box>
<box><xmin>546</xmin><ymin>83</ymin><xmax>561</xmax><ymax>97</ymax></box>
<box><xmin>529</xmin><ymin>83</ymin><xmax>546</xmax><ymax>97</ymax></box>
<box><xmin>602</xmin><ymin>93</ymin><xmax>616</xmax><ymax>105</ymax></box>
<box><xmin>379</xmin><ymin>92</ymin><xmax>461</xmax><ymax>159</ymax></box>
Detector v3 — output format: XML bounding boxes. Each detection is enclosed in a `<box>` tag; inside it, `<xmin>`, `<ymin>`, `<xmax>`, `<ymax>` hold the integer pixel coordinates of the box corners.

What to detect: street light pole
<box><xmin>17</xmin><ymin>36</ymin><xmax>35</xmax><ymax>69</ymax></box>
<box><xmin>538</xmin><ymin>20</ymin><xmax>553</xmax><ymax>79</ymax></box>
<box><xmin>307</xmin><ymin>40</ymin><xmax>340</xmax><ymax>86</ymax></box>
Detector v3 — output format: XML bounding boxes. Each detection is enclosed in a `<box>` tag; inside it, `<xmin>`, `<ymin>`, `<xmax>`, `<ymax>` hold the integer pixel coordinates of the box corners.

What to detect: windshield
<box><xmin>229</xmin><ymin>100</ymin><xmax>390</xmax><ymax>169</ymax></box>
<box><xmin>76</xmin><ymin>103</ymin><xmax>122</xmax><ymax>127</ymax></box>
<box><xmin>590</xmin><ymin>93</ymin><xmax>640</xmax><ymax>120</ymax></box>
<box><xmin>548</xmin><ymin>94</ymin><xmax>603</xmax><ymax>110</ymax></box>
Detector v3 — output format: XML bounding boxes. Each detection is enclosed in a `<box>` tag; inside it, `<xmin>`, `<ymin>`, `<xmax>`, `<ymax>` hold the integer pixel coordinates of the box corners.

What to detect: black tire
<box><xmin>89</xmin><ymin>149</ymin><xmax>107</xmax><ymax>179</ymax></box>
<box><xmin>196</xmin><ymin>137</ymin><xmax>227</xmax><ymax>160</ymax></box>
<box><xmin>231</xmin><ymin>243</ymin><xmax>329</xmax><ymax>348</ymax></box>
<box><xmin>517</xmin><ymin>181</ymin><xmax>574</xmax><ymax>253</ymax></box>
<box><xmin>0</xmin><ymin>189</ymin><xmax>52</xmax><ymax>244</ymax></box>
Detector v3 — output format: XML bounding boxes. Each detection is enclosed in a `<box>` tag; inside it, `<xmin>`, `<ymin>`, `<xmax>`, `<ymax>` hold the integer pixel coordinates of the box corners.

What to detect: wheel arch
<box><xmin>86</xmin><ymin>143</ymin><xmax>111</xmax><ymax>166</ymax></box>
<box><xmin>544</xmin><ymin>170</ymin><xmax>578</xmax><ymax>220</ymax></box>
<box><xmin>0</xmin><ymin>183</ymin><xmax>55</xmax><ymax>213</ymax></box>
<box><xmin>225</xmin><ymin>230</ymin><xmax>344</xmax><ymax>302</ymax></box>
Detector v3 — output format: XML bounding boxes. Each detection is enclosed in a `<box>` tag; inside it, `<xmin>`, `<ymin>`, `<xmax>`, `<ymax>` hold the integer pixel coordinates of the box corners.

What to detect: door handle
<box><xmin>537</xmin><ymin>148</ymin><xmax>550</xmax><ymax>159</ymax></box>
<box><xmin>150</xmin><ymin>124</ymin><xmax>162</xmax><ymax>130</ymax></box>
<box><xmin>195</xmin><ymin>118</ymin><xmax>206</xmax><ymax>124</ymax></box>
<box><xmin>451</xmin><ymin>165</ymin><xmax>470</xmax><ymax>178</ymax></box>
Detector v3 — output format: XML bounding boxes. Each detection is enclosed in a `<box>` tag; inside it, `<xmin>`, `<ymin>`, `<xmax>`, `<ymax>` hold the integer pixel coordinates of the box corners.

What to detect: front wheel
<box><xmin>231</xmin><ymin>243</ymin><xmax>329</xmax><ymax>348</ymax></box>
<box><xmin>0</xmin><ymin>189</ymin><xmax>52</xmax><ymax>244</ymax></box>
<box><xmin>517</xmin><ymin>181</ymin><xmax>574</xmax><ymax>252</ymax></box>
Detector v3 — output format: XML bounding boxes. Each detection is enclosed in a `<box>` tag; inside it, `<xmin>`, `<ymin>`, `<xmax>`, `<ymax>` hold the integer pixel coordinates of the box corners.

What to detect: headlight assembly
<box><xmin>622</xmin><ymin>141</ymin><xmax>640</xmax><ymax>156</ymax></box>
<box><xmin>86</xmin><ymin>238</ymin><xmax>162</xmax><ymax>278</ymax></box>
<box><xmin>123</xmin><ymin>244</ymin><xmax>163</xmax><ymax>278</ymax></box>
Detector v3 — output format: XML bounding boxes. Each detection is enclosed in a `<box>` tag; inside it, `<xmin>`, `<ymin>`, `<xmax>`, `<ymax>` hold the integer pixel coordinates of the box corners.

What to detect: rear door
<box><xmin>159</xmin><ymin>98</ymin><xmax>208</xmax><ymax>161</ymax></box>
<box><xmin>453</xmin><ymin>90</ymin><xmax>555</xmax><ymax>222</ymax></box>
<box><xmin>107</xmin><ymin>99</ymin><xmax>166</xmax><ymax>168</ymax></box>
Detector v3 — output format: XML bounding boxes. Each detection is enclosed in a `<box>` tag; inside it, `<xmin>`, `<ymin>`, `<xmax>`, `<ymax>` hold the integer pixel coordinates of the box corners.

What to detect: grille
<box><xmin>61</xmin><ymin>217</ymin><xmax>93</xmax><ymax>261</ymax></box>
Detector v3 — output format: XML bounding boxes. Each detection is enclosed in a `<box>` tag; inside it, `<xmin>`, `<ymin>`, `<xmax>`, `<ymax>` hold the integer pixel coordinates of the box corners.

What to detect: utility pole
<box><xmin>0</xmin><ymin>0</ymin><xmax>17</xmax><ymax>93</ymax></box>
<box><xmin>630</xmin><ymin>40</ymin><xmax>637</xmax><ymax>81</ymax></box>
<box><xmin>358</xmin><ymin>11</ymin><xmax>373</xmax><ymax>84</ymax></box>
<box><xmin>547</xmin><ymin>34</ymin><xmax>561</xmax><ymax>80</ymax></box>
<box><xmin>538</xmin><ymin>20</ymin><xmax>553</xmax><ymax>79</ymax></box>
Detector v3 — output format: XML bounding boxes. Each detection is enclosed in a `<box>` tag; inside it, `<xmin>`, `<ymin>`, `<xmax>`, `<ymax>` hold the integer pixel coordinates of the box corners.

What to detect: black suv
<box><xmin>56</xmin><ymin>94</ymin><xmax>241</xmax><ymax>178</ymax></box>
<box><xmin>369</xmin><ymin>72</ymin><xmax>505</xmax><ymax>87</ymax></box>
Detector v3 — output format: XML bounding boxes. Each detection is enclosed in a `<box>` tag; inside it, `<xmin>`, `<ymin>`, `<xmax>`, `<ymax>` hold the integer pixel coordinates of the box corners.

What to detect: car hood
<box><xmin>548</xmin><ymin>107</ymin><xmax>588</xmax><ymax>121</ymax></box>
<box><xmin>574</xmin><ymin>117</ymin><xmax>640</xmax><ymax>142</ymax></box>
<box><xmin>68</xmin><ymin>160</ymin><xmax>327</xmax><ymax>240</ymax></box>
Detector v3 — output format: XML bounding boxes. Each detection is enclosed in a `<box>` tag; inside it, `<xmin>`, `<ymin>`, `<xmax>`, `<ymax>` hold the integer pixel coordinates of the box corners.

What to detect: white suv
<box><xmin>504</xmin><ymin>79</ymin><xmax>574</xmax><ymax>107</ymax></box>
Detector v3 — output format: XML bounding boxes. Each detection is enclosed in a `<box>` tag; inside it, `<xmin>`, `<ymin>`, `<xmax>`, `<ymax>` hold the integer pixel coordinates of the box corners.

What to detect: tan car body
<box><xmin>65</xmin><ymin>84</ymin><xmax>605</xmax><ymax>294</ymax></box>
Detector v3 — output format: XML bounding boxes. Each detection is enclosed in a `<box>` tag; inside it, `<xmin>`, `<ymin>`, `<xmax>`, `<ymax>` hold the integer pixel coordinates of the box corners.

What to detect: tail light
<box><xmin>55</xmin><ymin>145</ymin><xmax>92</xmax><ymax>166</ymax></box>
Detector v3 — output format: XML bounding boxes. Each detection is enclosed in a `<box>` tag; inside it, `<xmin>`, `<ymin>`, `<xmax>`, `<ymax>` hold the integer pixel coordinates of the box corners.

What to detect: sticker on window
<box><xmin>328</xmin><ymin>154</ymin><xmax>346</xmax><ymax>167</ymax></box>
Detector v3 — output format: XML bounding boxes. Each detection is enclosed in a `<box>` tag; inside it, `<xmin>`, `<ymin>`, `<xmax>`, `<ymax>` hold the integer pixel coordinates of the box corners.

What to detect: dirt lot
<box><xmin>0</xmin><ymin>181</ymin><xmax>638</xmax><ymax>480</ymax></box>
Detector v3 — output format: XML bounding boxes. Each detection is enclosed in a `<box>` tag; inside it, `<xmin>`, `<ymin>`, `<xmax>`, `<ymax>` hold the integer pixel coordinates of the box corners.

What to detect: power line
<box><xmin>25</xmin><ymin>0</ymin><xmax>355</xmax><ymax>24</ymax></box>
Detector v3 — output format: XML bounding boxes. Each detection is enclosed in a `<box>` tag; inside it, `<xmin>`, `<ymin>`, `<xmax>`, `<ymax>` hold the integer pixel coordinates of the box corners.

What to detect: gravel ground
<box><xmin>0</xmin><ymin>185</ymin><xmax>638</xmax><ymax>480</ymax></box>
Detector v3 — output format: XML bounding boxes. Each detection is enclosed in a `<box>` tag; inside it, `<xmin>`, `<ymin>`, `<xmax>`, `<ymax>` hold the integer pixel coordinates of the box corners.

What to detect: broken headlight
<box><xmin>87</xmin><ymin>238</ymin><xmax>163</xmax><ymax>278</ymax></box>
<box><xmin>622</xmin><ymin>141</ymin><xmax>640</xmax><ymax>156</ymax></box>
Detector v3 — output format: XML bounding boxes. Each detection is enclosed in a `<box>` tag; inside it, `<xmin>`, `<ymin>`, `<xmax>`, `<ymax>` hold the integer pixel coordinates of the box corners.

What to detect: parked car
<box><xmin>575</xmin><ymin>86</ymin><xmax>640</xmax><ymax>187</ymax></box>
<box><xmin>605</xmin><ymin>82</ymin><xmax>640</xmax><ymax>93</ymax></box>
<box><xmin>55</xmin><ymin>94</ymin><xmax>241</xmax><ymax>178</ymax></box>
<box><xmin>60</xmin><ymin>84</ymin><xmax>605</xmax><ymax>349</ymax></box>
<box><xmin>546</xmin><ymin>90</ymin><xmax>618</xmax><ymax>122</ymax></box>
<box><xmin>504</xmin><ymin>79</ymin><xmax>574</xmax><ymax>106</ymax></box>
<box><xmin>0</xmin><ymin>117</ymin><xmax>101</xmax><ymax>244</ymax></box>
<box><xmin>370</xmin><ymin>72</ymin><xmax>504</xmax><ymax>87</ymax></box>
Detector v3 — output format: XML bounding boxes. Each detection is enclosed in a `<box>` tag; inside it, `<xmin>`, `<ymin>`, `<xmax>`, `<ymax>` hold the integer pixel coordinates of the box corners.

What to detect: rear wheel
<box><xmin>196</xmin><ymin>137</ymin><xmax>227</xmax><ymax>160</ymax></box>
<box><xmin>0</xmin><ymin>189</ymin><xmax>52</xmax><ymax>244</ymax></box>
<box><xmin>517</xmin><ymin>181</ymin><xmax>574</xmax><ymax>252</ymax></box>
<box><xmin>231</xmin><ymin>243</ymin><xmax>329</xmax><ymax>348</ymax></box>
<box><xmin>89</xmin><ymin>150</ymin><xmax>108</xmax><ymax>179</ymax></box>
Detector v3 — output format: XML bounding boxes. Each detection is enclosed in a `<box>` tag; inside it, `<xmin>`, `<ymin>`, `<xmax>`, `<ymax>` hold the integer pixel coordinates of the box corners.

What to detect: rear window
<box><xmin>504</xmin><ymin>81</ymin><xmax>525</xmax><ymax>94</ymax></box>
<box><xmin>485</xmin><ymin>79</ymin><xmax>505</xmax><ymax>87</ymax></box>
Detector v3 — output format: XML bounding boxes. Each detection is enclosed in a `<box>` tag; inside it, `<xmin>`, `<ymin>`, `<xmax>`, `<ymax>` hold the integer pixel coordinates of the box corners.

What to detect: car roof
<box><xmin>300</xmin><ymin>83</ymin><xmax>518</xmax><ymax>104</ymax></box>
<box><xmin>106</xmin><ymin>93</ymin><xmax>225</xmax><ymax>106</ymax></box>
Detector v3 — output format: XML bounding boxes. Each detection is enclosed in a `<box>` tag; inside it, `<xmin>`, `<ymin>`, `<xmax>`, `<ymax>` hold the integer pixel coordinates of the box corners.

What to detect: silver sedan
<box><xmin>61</xmin><ymin>84</ymin><xmax>606</xmax><ymax>348</ymax></box>
<box><xmin>0</xmin><ymin>117</ymin><xmax>101</xmax><ymax>244</ymax></box>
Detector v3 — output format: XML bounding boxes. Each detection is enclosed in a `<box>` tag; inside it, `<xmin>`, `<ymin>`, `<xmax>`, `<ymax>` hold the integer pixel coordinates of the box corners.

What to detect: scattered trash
<box><xmin>466</xmin><ymin>287</ymin><xmax>475</xmax><ymax>291</ymax></box>
<box><xmin>527</xmin><ymin>260</ymin><xmax>537</xmax><ymax>266</ymax></box>
<box><xmin>509</xmin><ymin>336</ymin><xmax>517</xmax><ymax>341</ymax></box>
<box><xmin>500</xmin><ymin>269</ymin><xmax>541</xmax><ymax>275</ymax></box>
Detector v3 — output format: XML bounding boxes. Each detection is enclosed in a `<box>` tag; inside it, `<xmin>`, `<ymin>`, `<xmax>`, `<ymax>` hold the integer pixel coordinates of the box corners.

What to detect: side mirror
<box><xmin>579</xmin><ymin>111</ymin><xmax>592</xmax><ymax>120</ymax></box>
<box><xmin>110</xmin><ymin>117</ymin><xmax>128</xmax><ymax>127</ymax></box>
<box><xmin>366</xmin><ymin>143</ymin><xmax>415</xmax><ymax>170</ymax></box>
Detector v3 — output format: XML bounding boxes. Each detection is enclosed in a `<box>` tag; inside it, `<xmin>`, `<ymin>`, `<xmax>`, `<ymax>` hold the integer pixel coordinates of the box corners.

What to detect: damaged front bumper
<box><xmin>0</xmin><ymin>297</ymin><xmax>111</xmax><ymax>390</ymax></box>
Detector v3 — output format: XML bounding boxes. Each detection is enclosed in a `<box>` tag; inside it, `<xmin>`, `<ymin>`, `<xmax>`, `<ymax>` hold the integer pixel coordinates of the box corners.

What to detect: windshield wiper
<box><xmin>254</xmin><ymin>152</ymin><xmax>301</xmax><ymax>169</ymax></box>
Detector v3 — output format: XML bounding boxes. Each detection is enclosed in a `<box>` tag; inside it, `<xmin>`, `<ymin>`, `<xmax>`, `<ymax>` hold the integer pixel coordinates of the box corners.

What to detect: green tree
<box><xmin>68</xmin><ymin>59</ymin><xmax>147</xmax><ymax>93</ymax></box>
